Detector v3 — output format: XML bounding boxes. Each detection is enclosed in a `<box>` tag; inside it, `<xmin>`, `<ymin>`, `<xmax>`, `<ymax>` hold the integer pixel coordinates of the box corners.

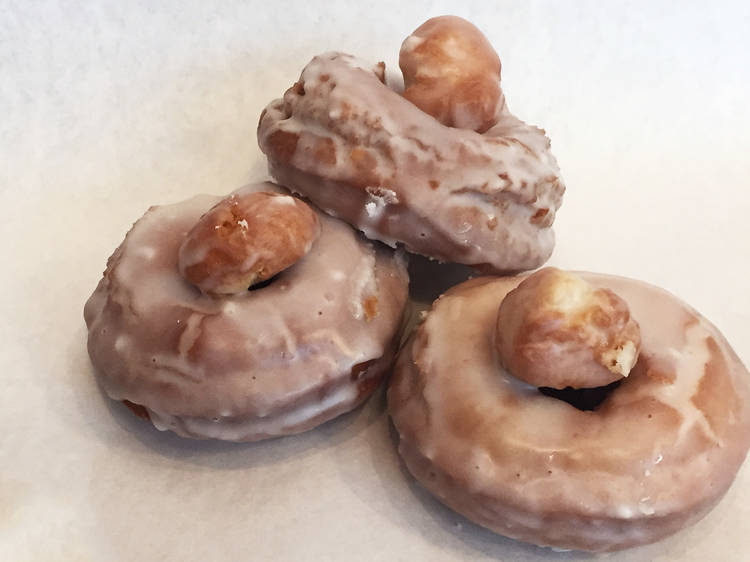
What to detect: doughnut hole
<box><xmin>496</xmin><ymin>268</ymin><xmax>641</xmax><ymax>389</ymax></box>
<box><xmin>399</xmin><ymin>15</ymin><xmax>502</xmax><ymax>132</ymax></box>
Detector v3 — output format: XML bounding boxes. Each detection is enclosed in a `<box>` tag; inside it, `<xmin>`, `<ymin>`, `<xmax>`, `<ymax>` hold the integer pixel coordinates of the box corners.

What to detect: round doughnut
<box><xmin>258</xmin><ymin>16</ymin><xmax>565</xmax><ymax>273</ymax></box>
<box><xmin>84</xmin><ymin>182</ymin><xmax>409</xmax><ymax>442</ymax></box>
<box><xmin>388</xmin><ymin>273</ymin><xmax>750</xmax><ymax>551</ymax></box>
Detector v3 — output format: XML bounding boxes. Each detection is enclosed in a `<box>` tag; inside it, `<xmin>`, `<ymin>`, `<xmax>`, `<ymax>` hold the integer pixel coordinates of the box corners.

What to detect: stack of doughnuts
<box><xmin>84</xmin><ymin>14</ymin><xmax>750</xmax><ymax>553</ymax></box>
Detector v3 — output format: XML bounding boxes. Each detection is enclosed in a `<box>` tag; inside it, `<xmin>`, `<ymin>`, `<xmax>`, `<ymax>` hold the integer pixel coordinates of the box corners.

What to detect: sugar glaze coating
<box><xmin>85</xmin><ymin>183</ymin><xmax>409</xmax><ymax>441</ymax></box>
<box><xmin>258</xmin><ymin>16</ymin><xmax>564</xmax><ymax>273</ymax></box>
<box><xmin>389</xmin><ymin>274</ymin><xmax>750</xmax><ymax>551</ymax></box>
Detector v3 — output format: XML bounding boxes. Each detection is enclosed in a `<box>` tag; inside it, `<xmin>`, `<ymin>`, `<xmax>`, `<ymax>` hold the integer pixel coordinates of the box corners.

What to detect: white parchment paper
<box><xmin>1</xmin><ymin>1</ymin><xmax>749</xmax><ymax>560</ymax></box>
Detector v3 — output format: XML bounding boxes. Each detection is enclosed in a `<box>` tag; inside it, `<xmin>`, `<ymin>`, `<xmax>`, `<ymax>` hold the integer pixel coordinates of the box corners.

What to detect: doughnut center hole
<box><xmin>538</xmin><ymin>380</ymin><xmax>621</xmax><ymax>411</ymax></box>
<box><xmin>248</xmin><ymin>274</ymin><xmax>279</xmax><ymax>291</ymax></box>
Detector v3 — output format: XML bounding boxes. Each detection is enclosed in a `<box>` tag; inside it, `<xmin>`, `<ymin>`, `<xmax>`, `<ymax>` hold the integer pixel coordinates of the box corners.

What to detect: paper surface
<box><xmin>2</xmin><ymin>1</ymin><xmax>749</xmax><ymax>560</ymax></box>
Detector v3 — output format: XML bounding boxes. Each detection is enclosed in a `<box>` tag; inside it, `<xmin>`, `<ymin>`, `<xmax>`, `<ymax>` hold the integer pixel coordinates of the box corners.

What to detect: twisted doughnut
<box><xmin>258</xmin><ymin>16</ymin><xmax>565</xmax><ymax>273</ymax></box>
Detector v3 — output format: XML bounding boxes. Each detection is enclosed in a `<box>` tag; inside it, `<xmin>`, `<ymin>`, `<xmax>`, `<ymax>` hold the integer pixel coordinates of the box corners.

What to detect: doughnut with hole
<box><xmin>389</xmin><ymin>270</ymin><xmax>750</xmax><ymax>551</ymax></box>
<box><xmin>84</xmin><ymin>182</ymin><xmax>409</xmax><ymax>441</ymax></box>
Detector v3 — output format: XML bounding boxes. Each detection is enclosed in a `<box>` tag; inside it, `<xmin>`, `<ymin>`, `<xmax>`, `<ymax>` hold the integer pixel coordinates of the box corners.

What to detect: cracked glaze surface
<box><xmin>388</xmin><ymin>274</ymin><xmax>750</xmax><ymax>551</ymax></box>
<box><xmin>84</xmin><ymin>183</ymin><xmax>409</xmax><ymax>441</ymax></box>
<box><xmin>258</xmin><ymin>52</ymin><xmax>564</xmax><ymax>273</ymax></box>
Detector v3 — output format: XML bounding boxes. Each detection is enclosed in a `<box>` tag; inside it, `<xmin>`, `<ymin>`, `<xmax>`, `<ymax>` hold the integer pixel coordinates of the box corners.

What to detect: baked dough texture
<box><xmin>258</xmin><ymin>16</ymin><xmax>564</xmax><ymax>273</ymax></box>
<box><xmin>178</xmin><ymin>191</ymin><xmax>321</xmax><ymax>295</ymax></box>
<box><xmin>389</xmin><ymin>274</ymin><xmax>750</xmax><ymax>551</ymax></box>
<box><xmin>85</xmin><ymin>183</ymin><xmax>409</xmax><ymax>441</ymax></box>
<box><xmin>496</xmin><ymin>268</ymin><xmax>642</xmax><ymax>389</ymax></box>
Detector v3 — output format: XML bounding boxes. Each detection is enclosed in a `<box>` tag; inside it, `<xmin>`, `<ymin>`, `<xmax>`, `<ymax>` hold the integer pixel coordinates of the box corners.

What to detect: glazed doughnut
<box><xmin>84</xmin><ymin>182</ymin><xmax>409</xmax><ymax>441</ymax></box>
<box><xmin>389</xmin><ymin>269</ymin><xmax>750</xmax><ymax>551</ymax></box>
<box><xmin>258</xmin><ymin>16</ymin><xmax>565</xmax><ymax>273</ymax></box>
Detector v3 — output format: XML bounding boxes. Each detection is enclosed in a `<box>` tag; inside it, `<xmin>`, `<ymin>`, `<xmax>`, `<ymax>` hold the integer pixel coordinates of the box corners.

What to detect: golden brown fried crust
<box><xmin>496</xmin><ymin>268</ymin><xmax>641</xmax><ymax>389</ymax></box>
<box><xmin>178</xmin><ymin>192</ymin><xmax>320</xmax><ymax>295</ymax></box>
<box><xmin>400</xmin><ymin>16</ymin><xmax>502</xmax><ymax>132</ymax></box>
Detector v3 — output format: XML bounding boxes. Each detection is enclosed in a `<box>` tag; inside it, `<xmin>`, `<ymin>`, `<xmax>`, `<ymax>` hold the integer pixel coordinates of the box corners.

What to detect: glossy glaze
<box><xmin>85</xmin><ymin>183</ymin><xmax>409</xmax><ymax>441</ymax></box>
<box><xmin>258</xmin><ymin>50</ymin><xmax>564</xmax><ymax>273</ymax></box>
